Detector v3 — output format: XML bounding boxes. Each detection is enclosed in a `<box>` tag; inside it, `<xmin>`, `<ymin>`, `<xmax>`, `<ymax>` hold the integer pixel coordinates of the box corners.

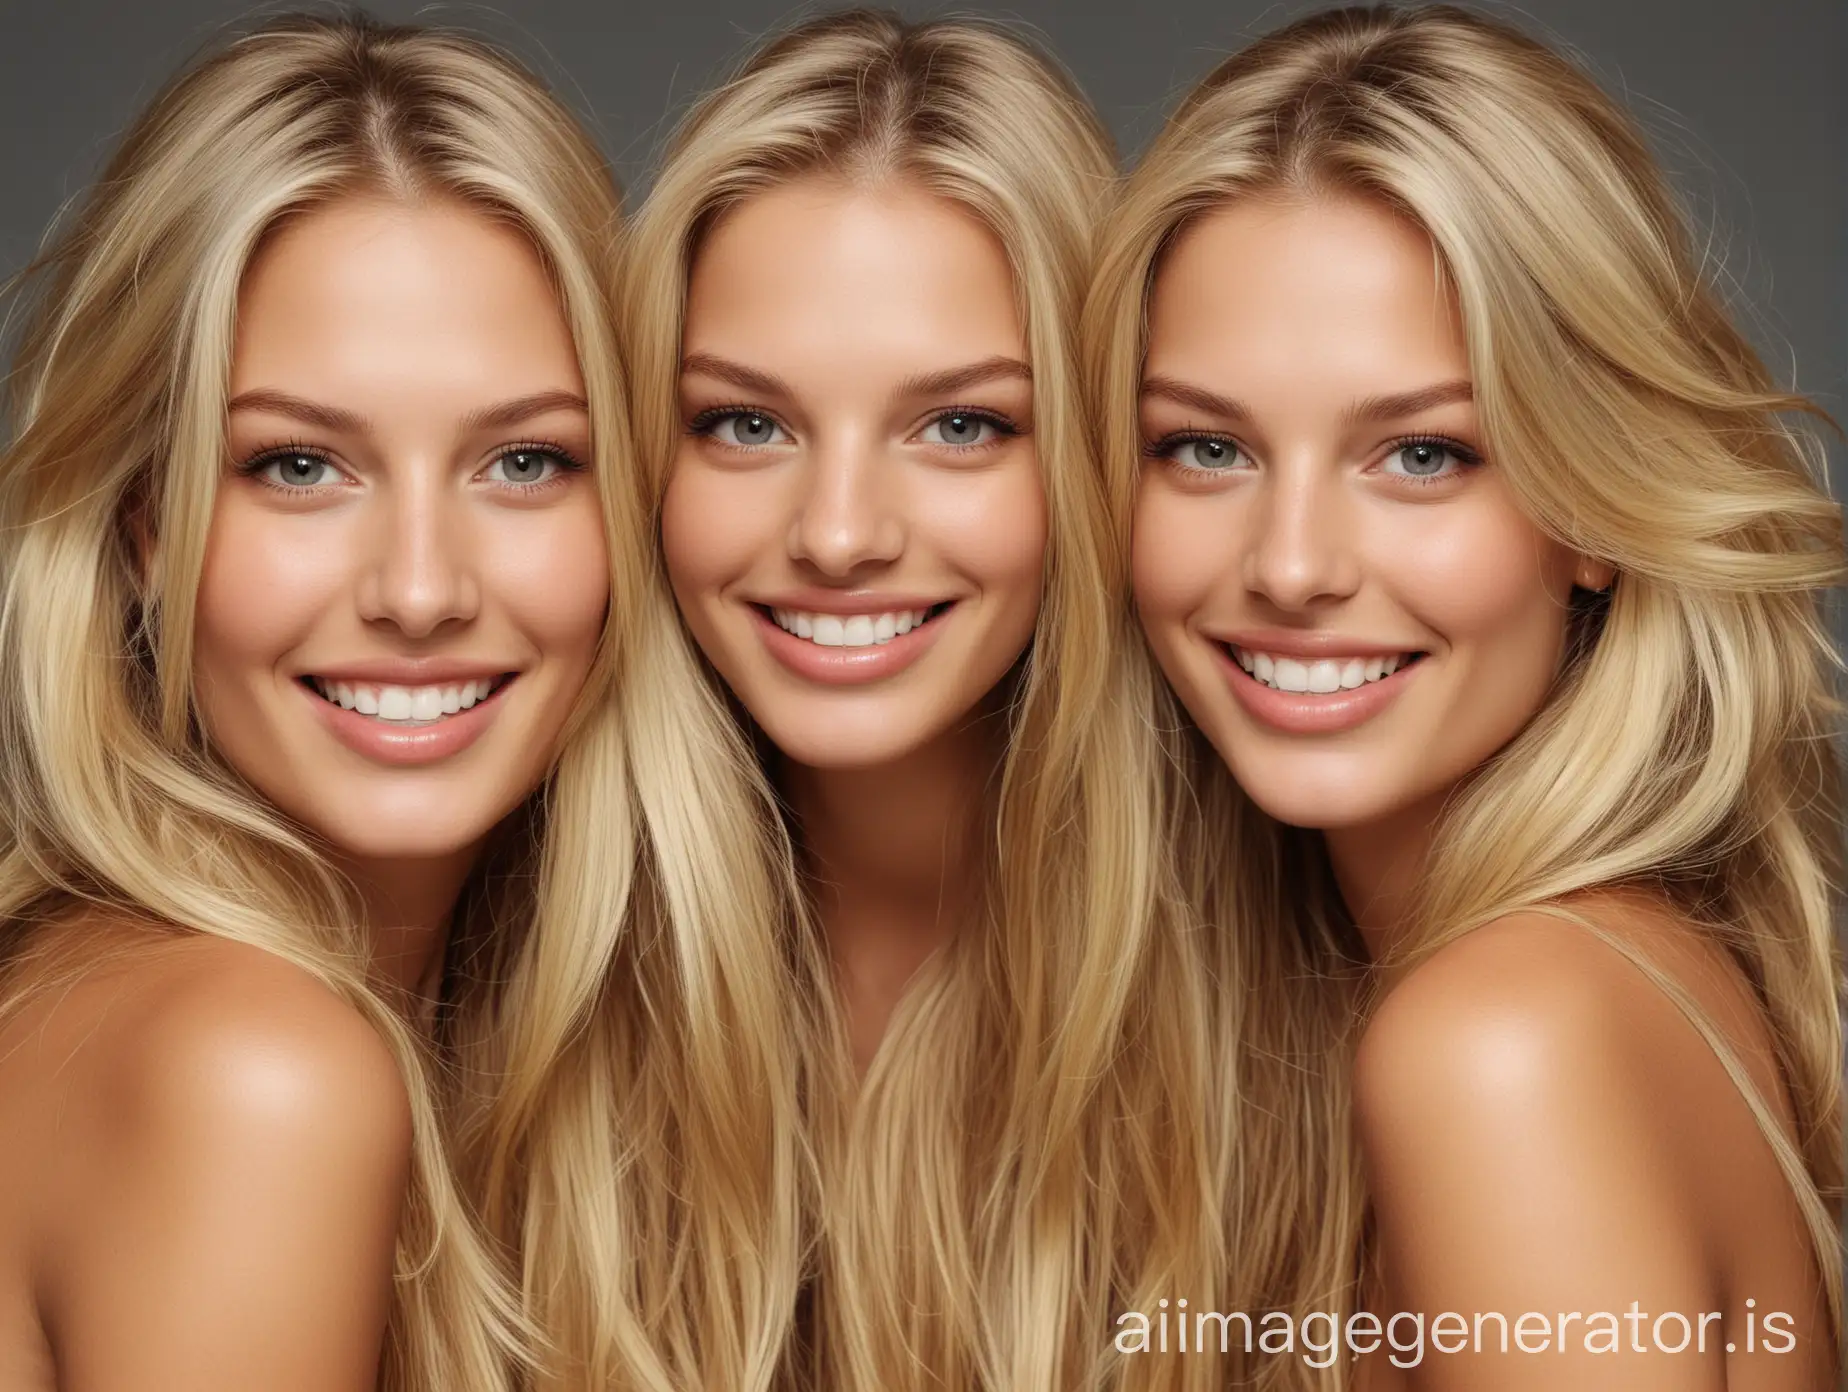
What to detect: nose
<box><xmin>786</xmin><ymin>433</ymin><xmax>904</xmax><ymax>577</ymax></box>
<box><xmin>355</xmin><ymin>467</ymin><xmax>480</xmax><ymax>637</ymax></box>
<box><xmin>1242</xmin><ymin>459</ymin><xmax>1361</xmax><ymax>612</ymax></box>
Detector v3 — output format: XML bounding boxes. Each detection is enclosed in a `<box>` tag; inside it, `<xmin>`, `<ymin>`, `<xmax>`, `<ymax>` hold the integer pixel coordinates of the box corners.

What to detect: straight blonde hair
<box><xmin>622</xmin><ymin>11</ymin><xmax>1227</xmax><ymax>1388</ymax></box>
<box><xmin>1088</xmin><ymin>6</ymin><xmax>1845</xmax><ymax>1384</ymax></box>
<box><xmin>0</xmin><ymin>14</ymin><xmax>806</xmax><ymax>1390</ymax></box>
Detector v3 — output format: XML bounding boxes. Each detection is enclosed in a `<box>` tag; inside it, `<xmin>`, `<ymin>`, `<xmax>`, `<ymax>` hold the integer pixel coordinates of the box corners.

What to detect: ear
<box><xmin>1573</xmin><ymin>555</ymin><xmax>1616</xmax><ymax>592</ymax></box>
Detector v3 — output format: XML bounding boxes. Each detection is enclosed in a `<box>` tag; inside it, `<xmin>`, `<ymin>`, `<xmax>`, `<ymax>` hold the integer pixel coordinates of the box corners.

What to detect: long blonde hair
<box><xmin>0</xmin><ymin>14</ymin><xmax>807</xmax><ymax>1391</ymax></box>
<box><xmin>1089</xmin><ymin>5</ymin><xmax>1845</xmax><ymax>1381</ymax></box>
<box><xmin>622</xmin><ymin>10</ymin><xmax>1226</xmax><ymax>1388</ymax></box>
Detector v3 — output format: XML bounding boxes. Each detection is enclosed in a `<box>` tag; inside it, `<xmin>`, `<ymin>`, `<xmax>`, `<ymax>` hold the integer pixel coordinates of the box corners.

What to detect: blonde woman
<box><xmin>623</xmin><ymin>10</ymin><xmax>1221</xmax><ymax>1388</ymax></box>
<box><xmin>1091</xmin><ymin>5</ymin><xmax>1843</xmax><ymax>1388</ymax></box>
<box><xmin>0</xmin><ymin>14</ymin><xmax>803</xmax><ymax>1392</ymax></box>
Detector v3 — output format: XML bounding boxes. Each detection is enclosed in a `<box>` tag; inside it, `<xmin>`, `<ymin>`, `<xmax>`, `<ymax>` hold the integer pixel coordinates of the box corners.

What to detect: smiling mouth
<box><xmin>302</xmin><ymin>674</ymin><xmax>516</xmax><ymax>726</ymax></box>
<box><xmin>1228</xmin><ymin>646</ymin><xmax>1427</xmax><ymax>694</ymax></box>
<box><xmin>759</xmin><ymin>602</ymin><xmax>954</xmax><ymax>649</ymax></box>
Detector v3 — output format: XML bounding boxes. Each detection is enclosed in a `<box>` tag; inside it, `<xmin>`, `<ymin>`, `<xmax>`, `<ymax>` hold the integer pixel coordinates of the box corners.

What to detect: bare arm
<box><xmin>32</xmin><ymin>942</ymin><xmax>412</xmax><ymax>1392</ymax></box>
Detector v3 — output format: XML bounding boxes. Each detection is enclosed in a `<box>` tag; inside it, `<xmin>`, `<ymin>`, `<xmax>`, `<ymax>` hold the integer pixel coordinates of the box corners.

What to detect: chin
<box><xmin>315</xmin><ymin>818</ymin><xmax>496</xmax><ymax>863</ymax></box>
<box><xmin>1219</xmin><ymin>748</ymin><xmax>1408</xmax><ymax>833</ymax></box>
<box><xmin>756</xmin><ymin>710</ymin><xmax>941</xmax><ymax>772</ymax></box>
<box><xmin>283</xmin><ymin>777</ymin><xmax>516</xmax><ymax>864</ymax></box>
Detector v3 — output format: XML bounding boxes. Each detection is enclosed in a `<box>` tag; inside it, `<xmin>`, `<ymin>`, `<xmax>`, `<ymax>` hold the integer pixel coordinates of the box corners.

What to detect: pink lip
<box><xmin>303</xmin><ymin>675</ymin><xmax>515</xmax><ymax>766</ymax></box>
<box><xmin>1217</xmin><ymin>644</ymin><xmax>1422</xmax><ymax>734</ymax></box>
<box><xmin>753</xmin><ymin>604</ymin><xmax>950</xmax><ymax>686</ymax></box>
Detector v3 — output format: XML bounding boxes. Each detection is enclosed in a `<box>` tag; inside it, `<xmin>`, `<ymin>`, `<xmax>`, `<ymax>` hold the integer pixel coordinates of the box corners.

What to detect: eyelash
<box><xmin>1141</xmin><ymin>430</ymin><xmax>1485</xmax><ymax>482</ymax></box>
<box><xmin>235</xmin><ymin>439</ymin><xmax>340</xmax><ymax>494</ymax></box>
<box><xmin>686</xmin><ymin>404</ymin><xmax>777</xmax><ymax>443</ymax></box>
<box><xmin>1381</xmin><ymin>433</ymin><xmax>1484</xmax><ymax>485</ymax></box>
<box><xmin>490</xmin><ymin>439</ymin><xmax>589</xmax><ymax>491</ymax></box>
<box><xmin>234</xmin><ymin>438</ymin><xmax>588</xmax><ymax>493</ymax></box>
<box><xmin>1142</xmin><ymin>430</ymin><xmax>1248</xmax><ymax>477</ymax></box>
<box><xmin>928</xmin><ymin>406</ymin><xmax>1021</xmax><ymax>450</ymax></box>
<box><xmin>686</xmin><ymin>405</ymin><xmax>1022</xmax><ymax>450</ymax></box>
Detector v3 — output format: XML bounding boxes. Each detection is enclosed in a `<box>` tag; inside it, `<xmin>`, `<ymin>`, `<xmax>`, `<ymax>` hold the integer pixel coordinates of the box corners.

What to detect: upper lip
<box><xmin>297</xmin><ymin>659</ymin><xmax>520</xmax><ymax>684</ymax></box>
<box><xmin>1213</xmin><ymin>629</ymin><xmax>1425</xmax><ymax>659</ymax></box>
<box><xmin>750</xmin><ymin>589</ymin><xmax>953</xmax><ymax>616</ymax></box>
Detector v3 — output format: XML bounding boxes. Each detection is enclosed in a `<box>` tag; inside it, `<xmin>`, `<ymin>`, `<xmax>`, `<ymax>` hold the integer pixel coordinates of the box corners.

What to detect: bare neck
<box><xmin>1321</xmin><ymin>786</ymin><xmax>1451</xmax><ymax>964</ymax></box>
<box><xmin>781</xmin><ymin>708</ymin><xmax>1001</xmax><ymax>1071</ymax></box>
<box><xmin>334</xmin><ymin>846</ymin><xmax>481</xmax><ymax>1006</ymax></box>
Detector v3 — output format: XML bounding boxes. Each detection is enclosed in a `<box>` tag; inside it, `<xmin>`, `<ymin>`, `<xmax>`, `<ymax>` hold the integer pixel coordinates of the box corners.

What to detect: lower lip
<box><xmin>754</xmin><ymin>605</ymin><xmax>951</xmax><ymax>686</ymax></box>
<box><xmin>1219</xmin><ymin>648</ymin><xmax>1421</xmax><ymax>734</ymax></box>
<box><xmin>304</xmin><ymin>677</ymin><xmax>515</xmax><ymax>766</ymax></box>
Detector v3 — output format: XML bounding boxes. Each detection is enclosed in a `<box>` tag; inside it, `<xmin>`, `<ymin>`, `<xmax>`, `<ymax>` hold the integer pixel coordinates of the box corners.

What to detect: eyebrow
<box><xmin>893</xmin><ymin>355</ymin><xmax>1032</xmax><ymax>399</ymax></box>
<box><xmin>1140</xmin><ymin>375</ymin><xmax>1248</xmax><ymax>422</ymax></box>
<box><xmin>1343</xmin><ymin>380</ymin><xmax>1473</xmax><ymax>423</ymax></box>
<box><xmin>1140</xmin><ymin>375</ymin><xmax>1474</xmax><ymax>425</ymax></box>
<box><xmin>225</xmin><ymin>389</ymin><xmax>367</xmax><ymax>433</ymax></box>
<box><xmin>225</xmin><ymin>388</ymin><xmax>588</xmax><ymax>434</ymax></box>
<box><xmin>680</xmin><ymin>352</ymin><xmax>1032</xmax><ymax>406</ymax></box>
<box><xmin>679</xmin><ymin>353</ymin><xmax>795</xmax><ymax>401</ymax></box>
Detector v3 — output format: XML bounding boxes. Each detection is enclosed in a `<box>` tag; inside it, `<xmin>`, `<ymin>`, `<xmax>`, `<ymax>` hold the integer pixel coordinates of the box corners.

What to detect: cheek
<box><xmin>1391</xmin><ymin>495</ymin><xmax>1574</xmax><ymax>659</ymax></box>
<box><xmin>1131</xmin><ymin>477</ymin><xmax>1223</xmax><ymax>638</ymax></box>
<box><xmin>939</xmin><ymin>459</ymin><xmax>1046</xmax><ymax>602</ymax></box>
<box><xmin>661</xmin><ymin>460</ymin><xmax>766</xmax><ymax>600</ymax></box>
<box><xmin>193</xmin><ymin>496</ymin><xmax>342</xmax><ymax>689</ymax></box>
<box><xmin>490</xmin><ymin>492</ymin><xmax>611</xmax><ymax>659</ymax></box>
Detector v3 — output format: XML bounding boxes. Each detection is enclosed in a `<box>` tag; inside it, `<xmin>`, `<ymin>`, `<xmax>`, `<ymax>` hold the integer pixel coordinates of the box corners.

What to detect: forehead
<box><xmin>231</xmin><ymin>196</ymin><xmax>583</xmax><ymax>396</ymax></box>
<box><xmin>683</xmin><ymin>177</ymin><xmax>1024</xmax><ymax>369</ymax></box>
<box><xmin>1145</xmin><ymin>192</ymin><xmax>1468</xmax><ymax>391</ymax></box>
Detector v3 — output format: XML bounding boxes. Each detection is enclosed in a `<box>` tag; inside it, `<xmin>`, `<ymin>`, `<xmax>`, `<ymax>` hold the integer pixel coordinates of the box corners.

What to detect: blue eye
<box><xmin>701</xmin><ymin>411</ymin><xmax>787</xmax><ymax>447</ymax></box>
<box><xmin>249</xmin><ymin>451</ymin><xmax>337</xmax><ymax>488</ymax></box>
<box><xmin>484</xmin><ymin>448</ymin><xmax>574</xmax><ymax>486</ymax></box>
<box><xmin>1378</xmin><ymin>437</ymin><xmax>1483</xmax><ymax>482</ymax></box>
<box><xmin>1155</xmin><ymin>436</ymin><xmax>1249</xmax><ymax>473</ymax></box>
<box><xmin>921</xmin><ymin>411</ymin><xmax>1010</xmax><ymax>447</ymax></box>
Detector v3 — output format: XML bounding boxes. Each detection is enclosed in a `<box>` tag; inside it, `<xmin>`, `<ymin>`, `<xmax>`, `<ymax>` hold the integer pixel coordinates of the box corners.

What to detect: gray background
<box><xmin>1</xmin><ymin>0</ymin><xmax>1843</xmax><ymax>627</ymax></box>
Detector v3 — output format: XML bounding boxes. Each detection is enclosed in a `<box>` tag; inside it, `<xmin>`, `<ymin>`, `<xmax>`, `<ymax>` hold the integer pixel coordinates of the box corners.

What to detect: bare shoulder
<box><xmin>1353</xmin><ymin>895</ymin><xmax>1782</xmax><ymax>1142</ymax></box>
<box><xmin>3</xmin><ymin>919</ymin><xmax>413</xmax><ymax>1387</ymax></box>
<box><xmin>8</xmin><ymin>921</ymin><xmax>412</xmax><ymax>1161</ymax></box>
<box><xmin>1350</xmin><ymin>897</ymin><xmax>1812</xmax><ymax>1386</ymax></box>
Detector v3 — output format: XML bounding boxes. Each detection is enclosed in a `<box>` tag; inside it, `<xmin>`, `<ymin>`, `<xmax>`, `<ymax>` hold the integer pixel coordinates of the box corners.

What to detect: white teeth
<box><xmin>310</xmin><ymin>676</ymin><xmax>502</xmax><ymax>724</ymax></box>
<box><xmin>1234</xmin><ymin>648</ymin><xmax>1416</xmax><ymax>694</ymax></box>
<box><xmin>771</xmin><ymin>607</ymin><xmax>937</xmax><ymax>648</ymax></box>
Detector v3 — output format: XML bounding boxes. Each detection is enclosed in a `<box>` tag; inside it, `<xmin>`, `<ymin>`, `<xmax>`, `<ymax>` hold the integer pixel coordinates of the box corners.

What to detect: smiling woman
<box><xmin>1089</xmin><ymin>5</ymin><xmax>1844</xmax><ymax>1390</ymax></box>
<box><xmin>623</xmin><ymin>10</ymin><xmax>1210</xmax><ymax>1390</ymax></box>
<box><xmin>202</xmin><ymin>200</ymin><xmax>603</xmax><ymax>888</ymax></box>
<box><xmin>0</xmin><ymin>13</ymin><xmax>759</xmax><ymax>1392</ymax></box>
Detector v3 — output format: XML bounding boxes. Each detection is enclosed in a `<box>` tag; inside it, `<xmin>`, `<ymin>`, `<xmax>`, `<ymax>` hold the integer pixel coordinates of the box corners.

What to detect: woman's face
<box><xmin>194</xmin><ymin>196</ymin><xmax>609</xmax><ymax>868</ymax></box>
<box><xmin>1133</xmin><ymin>193</ymin><xmax>1609</xmax><ymax>832</ymax></box>
<box><xmin>661</xmin><ymin>178</ymin><xmax>1046</xmax><ymax>771</ymax></box>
